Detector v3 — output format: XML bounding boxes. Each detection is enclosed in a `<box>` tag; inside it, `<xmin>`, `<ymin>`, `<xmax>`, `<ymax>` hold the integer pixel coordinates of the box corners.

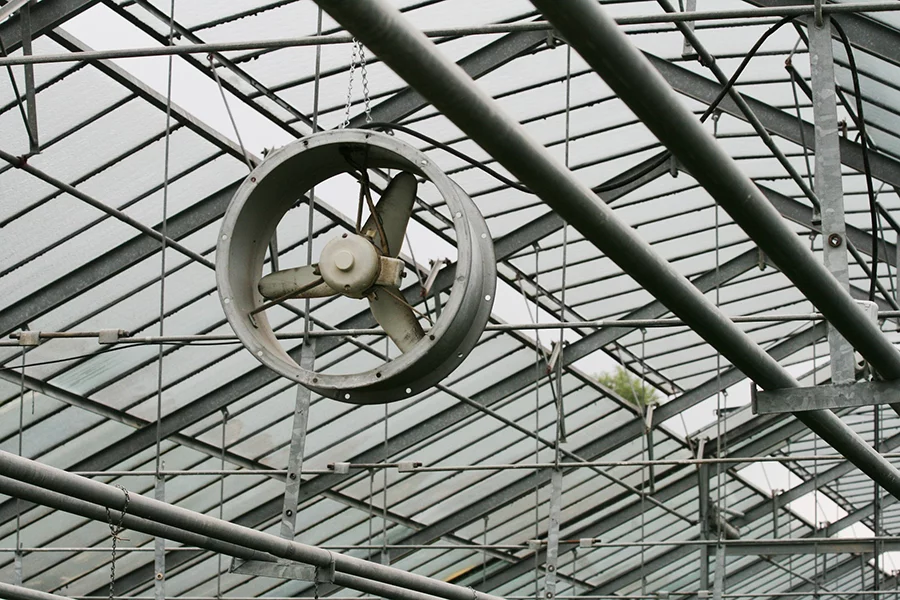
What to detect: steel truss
<box><xmin>3</xmin><ymin>1</ymin><xmax>900</xmax><ymax>600</ymax></box>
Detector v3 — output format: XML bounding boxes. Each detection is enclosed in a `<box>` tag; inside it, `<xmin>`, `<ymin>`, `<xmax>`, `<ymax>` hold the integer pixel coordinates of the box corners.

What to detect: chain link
<box><xmin>359</xmin><ymin>41</ymin><xmax>372</xmax><ymax>124</ymax></box>
<box><xmin>341</xmin><ymin>39</ymin><xmax>372</xmax><ymax>128</ymax></box>
<box><xmin>105</xmin><ymin>486</ymin><xmax>131</xmax><ymax>600</ymax></box>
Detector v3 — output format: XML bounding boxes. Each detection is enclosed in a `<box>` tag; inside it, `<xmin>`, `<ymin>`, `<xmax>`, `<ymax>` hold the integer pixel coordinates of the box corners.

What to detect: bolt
<box><xmin>250</xmin><ymin>177</ymin><xmax>256</xmax><ymax>183</ymax></box>
<box><xmin>828</xmin><ymin>233</ymin><xmax>843</xmax><ymax>248</ymax></box>
<box><xmin>334</xmin><ymin>250</ymin><xmax>355</xmax><ymax>271</ymax></box>
<box><xmin>286</xmin><ymin>509</ymin><xmax>293</xmax><ymax>517</ymax></box>
<box><xmin>547</xmin><ymin>566</ymin><xmax>555</xmax><ymax>573</ymax></box>
<box><xmin>289</xmin><ymin>472</ymin><xmax>297</xmax><ymax>480</ymax></box>
<box><xmin>156</xmin><ymin>573</ymin><xmax>164</xmax><ymax>581</ymax></box>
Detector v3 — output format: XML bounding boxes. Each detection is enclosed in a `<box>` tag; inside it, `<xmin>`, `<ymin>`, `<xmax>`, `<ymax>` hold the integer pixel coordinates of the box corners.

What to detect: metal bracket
<box><xmin>99</xmin><ymin>329</ymin><xmax>124</xmax><ymax>344</ymax></box>
<box><xmin>753</xmin><ymin>380</ymin><xmax>900</xmax><ymax>414</ymax></box>
<box><xmin>230</xmin><ymin>555</ymin><xmax>335</xmax><ymax>582</ymax></box>
<box><xmin>542</xmin><ymin>469</ymin><xmax>563</xmax><ymax>599</ymax></box>
<box><xmin>17</xmin><ymin>331</ymin><xmax>40</xmax><ymax>346</ymax></box>
<box><xmin>421</xmin><ymin>258</ymin><xmax>447</xmax><ymax>298</ymax></box>
<box><xmin>329</xmin><ymin>462</ymin><xmax>350</xmax><ymax>474</ymax></box>
<box><xmin>397</xmin><ymin>461</ymin><xmax>421</xmax><ymax>472</ymax></box>
<box><xmin>280</xmin><ymin>340</ymin><xmax>316</xmax><ymax>541</ymax></box>
<box><xmin>680</xmin><ymin>0</ymin><xmax>698</xmax><ymax>60</ymax></box>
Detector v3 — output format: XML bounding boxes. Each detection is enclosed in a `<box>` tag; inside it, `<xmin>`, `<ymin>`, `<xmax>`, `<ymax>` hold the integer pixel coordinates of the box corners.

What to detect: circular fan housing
<box><xmin>216</xmin><ymin>129</ymin><xmax>495</xmax><ymax>404</ymax></box>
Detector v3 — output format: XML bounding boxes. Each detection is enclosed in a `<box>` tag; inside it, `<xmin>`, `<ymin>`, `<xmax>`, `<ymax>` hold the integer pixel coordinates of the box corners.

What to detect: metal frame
<box><xmin>4</xmin><ymin>2</ymin><xmax>900</xmax><ymax>600</ymax></box>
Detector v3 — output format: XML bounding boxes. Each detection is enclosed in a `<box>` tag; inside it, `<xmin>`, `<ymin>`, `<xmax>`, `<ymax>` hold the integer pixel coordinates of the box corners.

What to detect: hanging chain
<box><xmin>106</xmin><ymin>486</ymin><xmax>131</xmax><ymax>600</ymax></box>
<box><xmin>341</xmin><ymin>39</ymin><xmax>372</xmax><ymax>128</ymax></box>
<box><xmin>313</xmin><ymin>565</ymin><xmax>320</xmax><ymax>600</ymax></box>
<box><xmin>359</xmin><ymin>41</ymin><xmax>372</xmax><ymax>124</ymax></box>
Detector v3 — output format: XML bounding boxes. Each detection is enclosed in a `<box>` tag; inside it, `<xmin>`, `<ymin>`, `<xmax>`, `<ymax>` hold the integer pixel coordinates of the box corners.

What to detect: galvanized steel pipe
<box><xmin>530</xmin><ymin>0</ymin><xmax>900</xmax><ymax>380</ymax></box>
<box><xmin>0</xmin><ymin>582</ymin><xmax>73</xmax><ymax>600</ymax></box>
<box><xmin>313</xmin><ymin>0</ymin><xmax>900</xmax><ymax>498</ymax></box>
<box><xmin>0</xmin><ymin>453</ymin><xmax>502</xmax><ymax>600</ymax></box>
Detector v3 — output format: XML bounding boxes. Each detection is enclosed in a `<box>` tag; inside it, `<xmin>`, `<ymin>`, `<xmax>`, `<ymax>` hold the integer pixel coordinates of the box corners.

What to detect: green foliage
<box><xmin>596</xmin><ymin>366</ymin><xmax>659</xmax><ymax>407</ymax></box>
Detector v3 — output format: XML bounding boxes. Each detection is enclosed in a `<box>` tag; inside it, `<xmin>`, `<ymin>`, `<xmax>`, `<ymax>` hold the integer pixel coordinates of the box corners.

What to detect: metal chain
<box><xmin>105</xmin><ymin>486</ymin><xmax>131</xmax><ymax>600</ymax></box>
<box><xmin>313</xmin><ymin>565</ymin><xmax>320</xmax><ymax>600</ymax></box>
<box><xmin>341</xmin><ymin>40</ymin><xmax>360</xmax><ymax>128</ymax></box>
<box><xmin>341</xmin><ymin>39</ymin><xmax>372</xmax><ymax>128</ymax></box>
<box><xmin>359</xmin><ymin>41</ymin><xmax>372</xmax><ymax>124</ymax></box>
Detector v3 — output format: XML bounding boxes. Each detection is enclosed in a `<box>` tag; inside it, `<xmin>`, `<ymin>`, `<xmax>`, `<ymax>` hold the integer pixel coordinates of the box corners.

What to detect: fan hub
<box><xmin>334</xmin><ymin>250</ymin><xmax>355</xmax><ymax>271</ymax></box>
<box><xmin>319</xmin><ymin>234</ymin><xmax>380</xmax><ymax>297</ymax></box>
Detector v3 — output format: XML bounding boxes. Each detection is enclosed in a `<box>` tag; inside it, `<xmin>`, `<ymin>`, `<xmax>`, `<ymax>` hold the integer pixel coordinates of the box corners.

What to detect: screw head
<box><xmin>155</xmin><ymin>573</ymin><xmax>164</xmax><ymax>581</ymax></box>
<box><xmin>285</xmin><ymin>509</ymin><xmax>293</xmax><ymax>517</ymax></box>
<box><xmin>828</xmin><ymin>233</ymin><xmax>843</xmax><ymax>247</ymax></box>
<box><xmin>289</xmin><ymin>472</ymin><xmax>297</xmax><ymax>480</ymax></box>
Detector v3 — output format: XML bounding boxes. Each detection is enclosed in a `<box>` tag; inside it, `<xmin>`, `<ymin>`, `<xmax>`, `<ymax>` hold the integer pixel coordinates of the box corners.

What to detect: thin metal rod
<box><xmin>0</xmin><ymin>451</ymin><xmax>505</xmax><ymax>600</ymax></box>
<box><xmin>327</xmin><ymin>453</ymin><xmax>900</xmax><ymax>470</ymax></box>
<box><xmin>0</xmin><ymin>2</ymin><xmax>898</xmax><ymax>66</ymax></box>
<box><xmin>5</xmin><ymin>310</ymin><xmax>900</xmax><ymax>345</ymax></box>
<box><xmin>6</xmin><ymin>537</ymin><xmax>900</xmax><ymax>552</ymax></box>
<box><xmin>12</xmin><ymin>451</ymin><xmax>894</xmax><ymax>479</ymax></box>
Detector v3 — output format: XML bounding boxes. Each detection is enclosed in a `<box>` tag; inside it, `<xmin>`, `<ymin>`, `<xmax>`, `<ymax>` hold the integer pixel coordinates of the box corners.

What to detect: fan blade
<box><xmin>362</xmin><ymin>172</ymin><xmax>417</xmax><ymax>257</ymax></box>
<box><xmin>258</xmin><ymin>265</ymin><xmax>337</xmax><ymax>299</ymax></box>
<box><xmin>368</xmin><ymin>287</ymin><xmax>425</xmax><ymax>353</ymax></box>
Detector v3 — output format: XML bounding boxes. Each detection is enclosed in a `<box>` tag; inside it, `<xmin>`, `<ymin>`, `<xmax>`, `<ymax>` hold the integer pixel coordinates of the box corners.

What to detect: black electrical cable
<box><xmin>832</xmin><ymin>19</ymin><xmax>879</xmax><ymax>302</ymax></box>
<box><xmin>362</xmin><ymin>15</ymin><xmax>797</xmax><ymax>197</ymax></box>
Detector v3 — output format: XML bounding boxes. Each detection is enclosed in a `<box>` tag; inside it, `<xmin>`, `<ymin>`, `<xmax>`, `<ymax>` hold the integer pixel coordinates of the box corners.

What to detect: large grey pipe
<box><xmin>529</xmin><ymin>0</ymin><xmax>900</xmax><ymax>379</ymax></box>
<box><xmin>0</xmin><ymin>455</ymin><xmax>492</xmax><ymax>600</ymax></box>
<box><xmin>0</xmin><ymin>582</ymin><xmax>73</xmax><ymax>600</ymax></box>
<box><xmin>314</xmin><ymin>0</ymin><xmax>900</xmax><ymax>497</ymax></box>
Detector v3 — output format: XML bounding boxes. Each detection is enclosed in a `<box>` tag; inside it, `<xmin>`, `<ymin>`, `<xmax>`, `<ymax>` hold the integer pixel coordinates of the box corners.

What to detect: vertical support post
<box><xmin>13</xmin><ymin>549</ymin><xmax>22</xmax><ymax>585</ymax></box>
<box><xmin>645</xmin><ymin>403</ymin><xmax>656</xmax><ymax>493</ymax></box>
<box><xmin>280</xmin><ymin>340</ymin><xmax>316</xmax><ymax>540</ymax></box>
<box><xmin>20</xmin><ymin>0</ymin><xmax>38</xmax><ymax>154</ymax></box>
<box><xmin>810</xmin><ymin>15</ymin><xmax>854</xmax><ymax>384</ymax></box>
<box><xmin>543</xmin><ymin>469</ymin><xmax>563</xmax><ymax>600</ymax></box>
<box><xmin>713</xmin><ymin>544</ymin><xmax>725</xmax><ymax>600</ymax></box>
<box><xmin>772</xmin><ymin>490</ymin><xmax>780</xmax><ymax>539</ymax></box>
<box><xmin>697</xmin><ymin>438</ymin><xmax>710</xmax><ymax>592</ymax></box>
<box><xmin>681</xmin><ymin>0</ymin><xmax>698</xmax><ymax>59</ymax></box>
<box><xmin>875</xmin><ymin>403</ymin><xmax>882</xmax><ymax>599</ymax></box>
<box><xmin>154</xmin><ymin>474</ymin><xmax>166</xmax><ymax>600</ymax></box>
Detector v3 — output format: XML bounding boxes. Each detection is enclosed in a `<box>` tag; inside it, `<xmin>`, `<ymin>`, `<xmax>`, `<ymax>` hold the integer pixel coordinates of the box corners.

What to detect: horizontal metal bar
<box><xmin>5</xmin><ymin>310</ymin><xmax>900</xmax><ymax>345</ymax></box>
<box><xmin>0</xmin><ymin>452</ymin><xmax>883</xmax><ymax>481</ymax></box>
<box><xmin>3</xmin><ymin>537</ymin><xmax>898</xmax><ymax>553</ymax></box>
<box><xmin>0</xmin><ymin>2</ymin><xmax>898</xmax><ymax>66</ymax></box>
<box><xmin>67</xmin><ymin>469</ymin><xmax>331</xmax><ymax>476</ymax></box>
